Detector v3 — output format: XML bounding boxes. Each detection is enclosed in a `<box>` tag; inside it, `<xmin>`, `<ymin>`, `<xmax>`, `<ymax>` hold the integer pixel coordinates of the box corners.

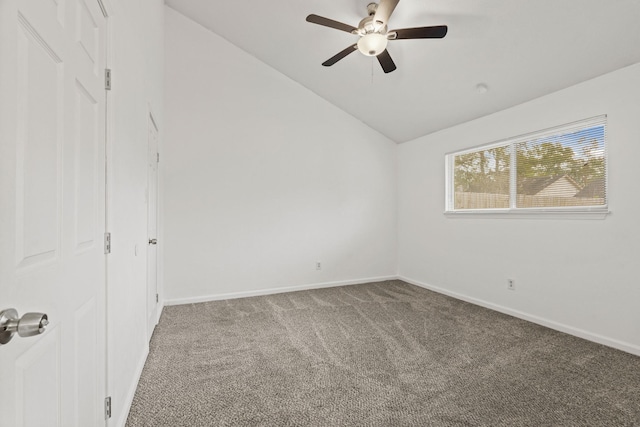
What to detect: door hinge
<box><xmin>105</xmin><ymin>396</ymin><xmax>112</xmax><ymax>419</ymax></box>
<box><xmin>156</xmin><ymin>152</ymin><xmax>160</xmax><ymax>163</ymax></box>
<box><xmin>104</xmin><ymin>232</ymin><xmax>111</xmax><ymax>254</ymax></box>
<box><xmin>105</xmin><ymin>69</ymin><xmax>112</xmax><ymax>90</ymax></box>
<box><xmin>156</xmin><ymin>293</ymin><xmax>159</xmax><ymax>303</ymax></box>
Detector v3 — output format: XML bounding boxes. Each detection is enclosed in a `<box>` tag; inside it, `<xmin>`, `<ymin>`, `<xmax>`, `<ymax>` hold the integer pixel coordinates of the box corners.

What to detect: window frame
<box><xmin>444</xmin><ymin>116</ymin><xmax>609</xmax><ymax>219</ymax></box>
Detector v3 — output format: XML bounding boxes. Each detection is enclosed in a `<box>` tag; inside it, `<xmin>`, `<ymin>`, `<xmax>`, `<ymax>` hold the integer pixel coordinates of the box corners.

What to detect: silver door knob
<box><xmin>0</xmin><ymin>309</ymin><xmax>49</xmax><ymax>345</ymax></box>
<box><xmin>148</xmin><ymin>238</ymin><xmax>157</xmax><ymax>245</ymax></box>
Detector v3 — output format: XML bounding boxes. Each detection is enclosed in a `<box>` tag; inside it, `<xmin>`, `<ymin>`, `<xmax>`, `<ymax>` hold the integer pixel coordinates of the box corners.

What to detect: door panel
<box><xmin>0</xmin><ymin>0</ymin><xmax>107</xmax><ymax>426</ymax></box>
<box><xmin>73</xmin><ymin>79</ymin><xmax>99</xmax><ymax>251</ymax></box>
<box><xmin>75</xmin><ymin>298</ymin><xmax>98</xmax><ymax>425</ymax></box>
<box><xmin>15</xmin><ymin>13</ymin><xmax>63</xmax><ymax>269</ymax></box>
<box><xmin>77</xmin><ymin>0</ymin><xmax>99</xmax><ymax>67</ymax></box>
<box><xmin>15</xmin><ymin>327</ymin><xmax>61</xmax><ymax>426</ymax></box>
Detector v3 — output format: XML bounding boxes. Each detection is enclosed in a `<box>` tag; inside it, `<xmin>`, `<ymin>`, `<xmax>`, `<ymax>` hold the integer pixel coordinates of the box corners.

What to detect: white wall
<box><xmin>105</xmin><ymin>1</ymin><xmax>164</xmax><ymax>425</ymax></box>
<box><xmin>163</xmin><ymin>8</ymin><xmax>397</xmax><ymax>303</ymax></box>
<box><xmin>398</xmin><ymin>63</ymin><xmax>640</xmax><ymax>355</ymax></box>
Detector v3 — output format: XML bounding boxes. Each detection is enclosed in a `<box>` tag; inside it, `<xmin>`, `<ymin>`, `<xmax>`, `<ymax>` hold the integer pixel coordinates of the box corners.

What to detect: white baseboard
<box><xmin>156</xmin><ymin>302</ymin><xmax>164</xmax><ymax>323</ymax></box>
<box><xmin>115</xmin><ymin>344</ymin><xmax>150</xmax><ymax>427</ymax></box>
<box><xmin>399</xmin><ymin>275</ymin><xmax>640</xmax><ymax>357</ymax></box>
<box><xmin>164</xmin><ymin>275</ymin><xmax>398</xmax><ymax>306</ymax></box>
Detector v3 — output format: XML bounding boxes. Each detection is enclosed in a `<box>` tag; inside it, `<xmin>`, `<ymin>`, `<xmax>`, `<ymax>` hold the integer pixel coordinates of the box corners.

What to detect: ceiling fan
<box><xmin>306</xmin><ymin>0</ymin><xmax>447</xmax><ymax>73</ymax></box>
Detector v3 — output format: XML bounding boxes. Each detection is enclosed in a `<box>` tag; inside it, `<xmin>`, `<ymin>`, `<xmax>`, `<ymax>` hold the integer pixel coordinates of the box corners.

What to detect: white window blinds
<box><xmin>447</xmin><ymin>116</ymin><xmax>607</xmax><ymax>212</ymax></box>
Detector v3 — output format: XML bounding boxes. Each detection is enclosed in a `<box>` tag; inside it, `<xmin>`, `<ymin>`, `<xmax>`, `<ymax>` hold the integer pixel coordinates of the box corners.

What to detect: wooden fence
<box><xmin>454</xmin><ymin>192</ymin><xmax>605</xmax><ymax>209</ymax></box>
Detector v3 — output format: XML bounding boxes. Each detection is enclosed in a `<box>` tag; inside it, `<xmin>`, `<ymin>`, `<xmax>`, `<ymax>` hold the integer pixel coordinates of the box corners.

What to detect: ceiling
<box><xmin>164</xmin><ymin>0</ymin><xmax>640</xmax><ymax>143</ymax></box>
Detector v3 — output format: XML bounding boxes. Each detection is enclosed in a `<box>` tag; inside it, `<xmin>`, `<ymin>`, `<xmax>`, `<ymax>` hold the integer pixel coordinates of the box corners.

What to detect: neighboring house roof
<box><xmin>464</xmin><ymin>174</ymin><xmax>598</xmax><ymax>197</ymax></box>
<box><xmin>518</xmin><ymin>174</ymin><xmax>581</xmax><ymax>196</ymax></box>
<box><xmin>574</xmin><ymin>178</ymin><xmax>605</xmax><ymax>198</ymax></box>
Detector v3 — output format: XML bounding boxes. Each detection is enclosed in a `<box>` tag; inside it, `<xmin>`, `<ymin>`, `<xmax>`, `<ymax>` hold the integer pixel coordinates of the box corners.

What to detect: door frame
<box><xmin>100</xmin><ymin>0</ymin><xmax>113</xmax><ymax>425</ymax></box>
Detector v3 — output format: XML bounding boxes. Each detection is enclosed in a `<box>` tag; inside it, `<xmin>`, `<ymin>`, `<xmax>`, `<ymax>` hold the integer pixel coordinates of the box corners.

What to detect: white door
<box><xmin>0</xmin><ymin>0</ymin><xmax>107</xmax><ymax>426</ymax></box>
<box><xmin>146</xmin><ymin>116</ymin><xmax>159</xmax><ymax>340</ymax></box>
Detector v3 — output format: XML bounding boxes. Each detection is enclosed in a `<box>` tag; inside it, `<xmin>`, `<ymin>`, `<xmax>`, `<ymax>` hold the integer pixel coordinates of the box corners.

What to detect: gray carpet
<box><xmin>126</xmin><ymin>280</ymin><xmax>640</xmax><ymax>426</ymax></box>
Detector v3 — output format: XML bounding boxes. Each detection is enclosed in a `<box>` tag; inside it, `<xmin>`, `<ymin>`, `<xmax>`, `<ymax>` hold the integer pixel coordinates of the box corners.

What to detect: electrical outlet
<box><xmin>507</xmin><ymin>279</ymin><xmax>515</xmax><ymax>290</ymax></box>
<box><xmin>316</xmin><ymin>261</ymin><xmax>322</xmax><ymax>271</ymax></box>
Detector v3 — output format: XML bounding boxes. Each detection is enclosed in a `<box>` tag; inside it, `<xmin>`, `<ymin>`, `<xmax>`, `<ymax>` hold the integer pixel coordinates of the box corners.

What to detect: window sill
<box><xmin>444</xmin><ymin>208</ymin><xmax>610</xmax><ymax>220</ymax></box>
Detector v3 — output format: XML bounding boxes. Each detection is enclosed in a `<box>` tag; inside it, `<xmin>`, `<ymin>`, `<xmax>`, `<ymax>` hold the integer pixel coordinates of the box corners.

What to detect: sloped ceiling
<box><xmin>164</xmin><ymin>0</ymin><xmax>640</xmax><ymax>143</ymax></box>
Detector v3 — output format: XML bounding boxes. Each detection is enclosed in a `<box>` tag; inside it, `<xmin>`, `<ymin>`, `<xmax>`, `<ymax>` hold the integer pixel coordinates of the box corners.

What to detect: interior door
<box><xmin>146</xmin><ymin>115</ymin><xmax>159</xmax><ymax>340</ymax></box>
<box><xmin>0</xmin><ymin>0</ymin><xmax>107</xmax><ymax>426</ymax></box>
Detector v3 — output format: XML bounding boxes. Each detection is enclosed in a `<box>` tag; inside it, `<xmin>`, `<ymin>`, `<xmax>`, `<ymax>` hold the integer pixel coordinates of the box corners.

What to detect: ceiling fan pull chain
<box><xmin>371</xmin><ymin>57</ymin><xmax>374</xmax><ymax>84</ymax></box>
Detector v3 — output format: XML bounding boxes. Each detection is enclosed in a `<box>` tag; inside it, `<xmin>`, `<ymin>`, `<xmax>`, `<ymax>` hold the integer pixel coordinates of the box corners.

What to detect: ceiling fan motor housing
<box><xmin>358</xmin><ymin>16</ymin><xmax>387</xmax><ymax>35</ymax></box>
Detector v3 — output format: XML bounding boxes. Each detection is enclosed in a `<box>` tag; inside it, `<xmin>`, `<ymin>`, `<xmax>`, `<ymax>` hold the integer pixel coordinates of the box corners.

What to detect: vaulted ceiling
<box><xmin>164</xmin><ymin>0</ymin><xmax>640</xmax><ymax>143</ymax></box>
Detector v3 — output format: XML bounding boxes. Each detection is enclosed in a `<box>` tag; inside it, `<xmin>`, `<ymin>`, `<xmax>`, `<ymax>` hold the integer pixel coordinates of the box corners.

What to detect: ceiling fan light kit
<box><xmin>357</xmin><ymin>33</ymin><xmax>388</xmax><ymax>56</ymax></box>
<box><xmin>306</xmin><ymin>0</ymin><xmax>447</xmax><ymax>73</ymax></box>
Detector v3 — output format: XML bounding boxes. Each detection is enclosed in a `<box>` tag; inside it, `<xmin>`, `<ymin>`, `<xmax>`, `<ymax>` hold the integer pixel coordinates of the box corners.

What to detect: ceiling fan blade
<box><xmin>373</xmin><ymin>0</ymin><xmax>399</xmax><ymax>28</ymax></box>
<box><xmin>377</xmin><ymin>49</ymin><xmax>397</xmax><ymax>73</ymax></box>
<box><xmin>322</xmin><ymin>44</ymin><xmax>358</xmax><ymax>66</ymax></box>
<box><xmin>306</xmin><ymin>14</ymin><xmax>357</xmax><ymax>33</ymax></box>
<box><xmin>391</xmin><ymin>25</ymin><xmax>448</xmax><ymax>39</ymax></box>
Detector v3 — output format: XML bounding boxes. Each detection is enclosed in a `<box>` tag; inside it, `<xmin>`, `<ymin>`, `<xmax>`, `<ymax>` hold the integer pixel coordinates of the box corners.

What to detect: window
<box><xmin>446</xmin><ymin>116</ymin><xmax>607</xmax><ymax>215</ymax></box>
